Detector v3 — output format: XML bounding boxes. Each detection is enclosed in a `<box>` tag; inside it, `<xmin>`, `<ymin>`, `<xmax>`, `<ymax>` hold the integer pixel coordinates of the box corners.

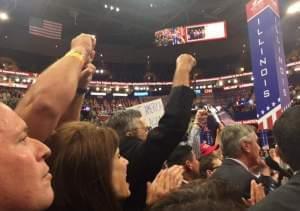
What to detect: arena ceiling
<box><xmin>0</xmin><ymin>0</ymin><xmax>299</xmax><ymax>65</ymax></box>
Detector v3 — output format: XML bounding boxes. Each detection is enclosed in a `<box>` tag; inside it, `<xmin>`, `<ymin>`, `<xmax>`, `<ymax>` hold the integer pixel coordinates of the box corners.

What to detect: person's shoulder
<box><xmin>213</xmin><ymin>159</ymin><xmax>254</xmax><ymax>180</ymax></box>
<box><xmin>249</xmin><ymin>177</ymin><xmax>300</xmax><ymax>211</ymax></box>
<box><xmin>120</xmin><ymin>138</ymin><xmax>142</xmax><ymax>154</ymax></box>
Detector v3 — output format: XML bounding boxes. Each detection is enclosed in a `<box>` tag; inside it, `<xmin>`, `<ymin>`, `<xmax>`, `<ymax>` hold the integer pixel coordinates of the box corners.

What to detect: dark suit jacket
<box><xmin>120</xmin><ymin>86</ymin><xmax>194</xmax><ymax>211</ymax></box>
<box><xmin>211</xmin><ymin>158</ymin><xmax>257</xmax><ymax>199</ymax></box>
<box><xmin>249</xmin><ymin>173</ymin><xmax>300</xmax><ymax>211</ymax></box>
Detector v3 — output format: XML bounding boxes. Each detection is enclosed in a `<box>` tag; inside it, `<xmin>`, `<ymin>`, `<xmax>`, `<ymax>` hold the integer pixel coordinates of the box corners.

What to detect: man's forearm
<box><xmin>58</xmin><ymin>94</ymin><xmax>85</xmax><ymax>125</ymax></box>
<box><xmin>15</xmin><ymin>55</ymin><xmax>84</xmax><ymax>140</ymax></box>
<box><xmin>172</xmin><ymin>69</ymin><xmax>190</xmax><ymax>87</ymax></box>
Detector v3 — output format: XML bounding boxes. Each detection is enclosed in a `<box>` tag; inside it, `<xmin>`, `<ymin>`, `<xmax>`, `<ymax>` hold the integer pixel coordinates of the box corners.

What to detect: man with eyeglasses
<box><xmin>107</xmin><ymin>54</ymin><xmax>196</xmax><ymax>211</ymax></box>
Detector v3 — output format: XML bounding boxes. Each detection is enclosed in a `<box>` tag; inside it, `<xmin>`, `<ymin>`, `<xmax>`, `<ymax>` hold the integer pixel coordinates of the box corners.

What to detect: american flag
<box><xmin>29</xmin><ymin>17</ymin><xmax>63</xmax><ymax>40</ymax></box>
<box><xmin>257</xmin><ymin>104</ymin><xmax>282</xmax><ymax>130</ymax></box>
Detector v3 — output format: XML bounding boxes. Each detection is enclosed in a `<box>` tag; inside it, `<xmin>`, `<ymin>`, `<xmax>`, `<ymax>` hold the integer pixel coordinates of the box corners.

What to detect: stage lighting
<box><xmin>0</xmin><ymin>12</ymin><xmax>9</xmax><ymax>21</ymax></box>
<box><xmin>287</xmin><ymin>1</ymin><xmax>300</xmax><ymax>14</ymax></box>
<box><xmin>110</xmin><ymin>6</ymin><xmax>114</xmax><ymax>10</ymax></box>
<box><xmin>116</xmin><ymin>7</ymin><xmax>120</xmax><ymax>12</ymax></box>
<box><xmin>104</xmin><ymin>4</ymin><xmax>108</xmax><ymax>9</ymax></box>
<box><xmin>100</xmin><ymin>69</ymin><xmax>104</xmax><ymax>74</ymax></box>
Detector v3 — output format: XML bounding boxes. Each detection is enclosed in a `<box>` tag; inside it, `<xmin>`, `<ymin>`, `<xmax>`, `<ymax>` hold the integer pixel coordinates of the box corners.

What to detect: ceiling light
<box><xmin>0</xmin><ymin>12</ymin><xmax>9</xmax><ymax>21</ymax></box>
<box><xmin>110</xmin><ymin>6</ymin><xmax>114</xmax><ymax>10</ymax></box>
<box><xmin>287</xmin><ymin>1</ymin><xmax>300</xmax><ymax>14</ymax></box>
<box><xmin>104</xmin><ymin>4</ymin><xmax>108</xmax><ymax>9</ymax></box>
<box><xmin>116</xmin><ymin>7</ymin><xmax>120</xmax><ymax>12</ymax></box>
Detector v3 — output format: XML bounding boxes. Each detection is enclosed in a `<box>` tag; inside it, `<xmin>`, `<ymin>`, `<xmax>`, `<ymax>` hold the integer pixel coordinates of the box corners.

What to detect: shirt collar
<box><xmin>226</xmin><ymin>158</ymin><xmax>250</xmax><ymax>172</ymax></box>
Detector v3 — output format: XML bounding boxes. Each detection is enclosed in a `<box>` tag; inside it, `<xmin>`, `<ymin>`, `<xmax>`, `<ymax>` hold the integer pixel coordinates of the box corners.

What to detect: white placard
<box><xmin>127</xmin><ymin>99</ymin><xmax>165</xmax><ymax>128</ymax></box>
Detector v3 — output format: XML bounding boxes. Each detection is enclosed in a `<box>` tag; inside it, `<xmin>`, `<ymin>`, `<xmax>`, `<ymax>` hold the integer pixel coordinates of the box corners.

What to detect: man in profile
<box><xmin>211</xmin><ymin>124</ymin><xmax>261</xmax><ymax>199</ymax></box>
<box><xmin>249</xmin><ymin>106</ymin><xmax>300</xmax><ymax>211</ymax></box>
<box><xmin>167</xmin><ymin>145</ymin><xmax>200</xmax><ymax>181</ymax></box>
<box><xmin>0</xmin><ymin>33</ymin><xmax>96</xmax><ymax>211</ymax></box>
<box><xmin>0</xmin><ymin>103</ymin><xmax>53</xmax><ymax>211</ymax></box>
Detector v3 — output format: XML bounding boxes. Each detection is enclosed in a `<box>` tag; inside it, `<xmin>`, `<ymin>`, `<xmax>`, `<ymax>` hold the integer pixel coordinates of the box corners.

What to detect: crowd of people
<box><xmin>0</xmin><ymin>33</ymin><xmax>299</xmax><ymax>211</ymax></box>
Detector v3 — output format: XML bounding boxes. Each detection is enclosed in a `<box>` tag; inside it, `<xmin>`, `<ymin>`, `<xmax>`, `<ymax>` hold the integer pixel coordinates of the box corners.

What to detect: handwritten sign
<box><xmin>127</xmin><ymin>99</ymin><xmax>165</xmax><ymax>128</ymax></box>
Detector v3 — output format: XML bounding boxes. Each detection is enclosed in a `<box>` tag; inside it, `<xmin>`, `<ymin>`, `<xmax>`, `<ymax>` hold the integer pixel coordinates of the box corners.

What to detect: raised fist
<box><xmin>70</xmin><ymin>33</ymin><xmax>97</xmax><ymax>63</ymax></box>
<box><xmin>176</xmin><ymin>54</ymin><xmax>197</xmax><ymax>73</ymax></box>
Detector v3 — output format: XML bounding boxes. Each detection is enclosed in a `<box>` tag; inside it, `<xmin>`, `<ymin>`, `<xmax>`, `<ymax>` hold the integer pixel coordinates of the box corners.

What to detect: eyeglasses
<box><xmin>132</xmin><ymin>126</ymin><xmax>151</xmax><ymax>132</ymax></box>
<box><xmin>211</xmin><ymin>165</ymin><xmax>221</xmax><ymax>171</ymax></box>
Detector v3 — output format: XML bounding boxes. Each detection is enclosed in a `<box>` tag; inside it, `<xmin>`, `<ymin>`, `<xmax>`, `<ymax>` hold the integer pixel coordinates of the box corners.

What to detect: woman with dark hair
<box><xmin>45</xmin><ymin>121</ymin><xmax>130</xmax><ymax>211</ymax></box>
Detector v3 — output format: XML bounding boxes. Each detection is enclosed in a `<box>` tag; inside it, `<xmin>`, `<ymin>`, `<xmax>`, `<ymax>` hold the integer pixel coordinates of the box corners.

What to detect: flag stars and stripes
<box><xmin>29</xmin><ymin>17</ymin><xmax>62</xmax><ymax>40</ymax></box>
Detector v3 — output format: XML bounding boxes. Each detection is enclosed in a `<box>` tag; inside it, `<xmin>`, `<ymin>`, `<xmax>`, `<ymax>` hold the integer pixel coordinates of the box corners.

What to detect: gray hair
<box><xmin>220</xmin><ymin>124</ymin><xmax>255</xmax><ymax>158</ymax></box>
<box><xmin>106</xmin><ymin>109</ymin><xmax>142</xmax><ymax>140</ymax></box>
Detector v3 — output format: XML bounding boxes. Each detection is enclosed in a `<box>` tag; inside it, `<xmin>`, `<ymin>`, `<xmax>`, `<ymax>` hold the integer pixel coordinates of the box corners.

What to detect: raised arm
<box><xmin>15</xmin><ymin>34</ymin><xmax>96</xmax><ymax>141</ymax></box>
<box><xmin>138</xmin><ymin>54</ymin><xmax>196</xmax><ymax>179</ymax></box>
<box><xmin>172</xmin><ymin>54</ymin><xmax>196</xmax><ymax>87</ymax></box>
<box><xmin>58</xmin><ymin>63</ymin><xmax>96</xmax><ymax>125</ymax></box>
<box><xmin>187</xmin><ymin>109</ymin><xmax>209</xmax><ymax>159</ymax></box>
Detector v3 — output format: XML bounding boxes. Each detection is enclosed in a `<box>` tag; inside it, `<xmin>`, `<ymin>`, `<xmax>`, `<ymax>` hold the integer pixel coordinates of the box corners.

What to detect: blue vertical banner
<box><xmin>246</xmin><ymin>0</ymin><xmax>290</xmax><ymax>129</ymax></box>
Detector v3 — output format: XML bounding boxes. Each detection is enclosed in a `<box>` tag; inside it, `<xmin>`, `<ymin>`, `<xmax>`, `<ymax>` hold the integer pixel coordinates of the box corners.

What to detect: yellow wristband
<box><xmin>65</xmin><ymin>50</ymin><xmax>85</xmax><ymax>65</ymax></box>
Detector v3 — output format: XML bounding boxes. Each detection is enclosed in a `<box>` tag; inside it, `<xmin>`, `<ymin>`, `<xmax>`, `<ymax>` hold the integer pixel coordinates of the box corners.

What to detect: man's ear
<box><xmin>126</xmin><ymin>131</ymin><xmax>133</xmax><ymax>137</ymax></box>
<box><xmin>240</xmin><ymin>139</ymin><xmax>251</xmax><ymax>153</ymax></box>
<box><xmin>206</xmin><ymin>169</ymin><xmax>213</xmax><ymax>177</ymax></box>
<box><xmin>275</xmin><ymin>146</ymin><xmax>287</xmax><ymax>163</ymax></box>
<box><xmin>185</xmin><ymin>160</ymin><xmax>193</xmax><ymax>171</ymax></box>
